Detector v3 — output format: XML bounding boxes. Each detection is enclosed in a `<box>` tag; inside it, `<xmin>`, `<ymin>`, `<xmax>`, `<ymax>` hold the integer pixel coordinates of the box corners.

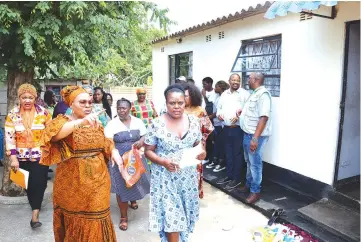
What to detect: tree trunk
<box><xmin>1</xmin><ymin>68</ymin><xmax>35</xmax><ymax>196</ymax></box>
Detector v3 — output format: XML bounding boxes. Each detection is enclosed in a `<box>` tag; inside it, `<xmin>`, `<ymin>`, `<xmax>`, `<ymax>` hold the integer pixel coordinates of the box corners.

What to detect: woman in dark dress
<box><xmin>104</xmin><ymin>98</ymin><xmax>150</xmax><ymax>231</ymax></box>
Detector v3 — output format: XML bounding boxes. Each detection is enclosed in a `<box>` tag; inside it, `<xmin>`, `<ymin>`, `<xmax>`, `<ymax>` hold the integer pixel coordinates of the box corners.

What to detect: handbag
<box><xmin>121</xmin><ymin>145</ymin><xmax>146</xmax><ymax>188</ymax></box>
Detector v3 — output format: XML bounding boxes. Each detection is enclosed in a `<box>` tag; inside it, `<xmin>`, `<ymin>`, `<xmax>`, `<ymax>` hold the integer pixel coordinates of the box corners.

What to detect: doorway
<box><xmin>335</xmin><ymin>20</ymin><xmax>360</xmax><ymax>200</ymax></box>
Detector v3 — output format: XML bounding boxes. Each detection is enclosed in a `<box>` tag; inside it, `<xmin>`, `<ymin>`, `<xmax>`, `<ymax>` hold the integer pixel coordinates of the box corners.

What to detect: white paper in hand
<box><xmin>179</xmin><ymin>143</ymin><xmax>203</xmax><ymax>168</ymax></box>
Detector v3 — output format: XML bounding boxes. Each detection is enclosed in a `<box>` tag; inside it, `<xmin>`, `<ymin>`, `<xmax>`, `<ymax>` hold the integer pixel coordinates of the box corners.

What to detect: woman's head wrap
<box><xmin>18</xmin><ymin>84</ymin><xmax>37</xmax><ymax>98</ymax></box>
<box><xmin>60</xmin><ymin>86</ymin><xmax>87</xmax><ymax>106</ymax></box>
<box><xmin>136</xmin><ymin>87</ymin><xmax>147</xmax><ymax>94</ymax></box>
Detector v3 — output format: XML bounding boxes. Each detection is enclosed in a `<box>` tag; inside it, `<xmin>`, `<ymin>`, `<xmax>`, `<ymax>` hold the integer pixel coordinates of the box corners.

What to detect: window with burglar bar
<box><xmin>169</xmin><ymin>52</ymin><xmax>193</xmax><ymax>84</ymax></box>
<box><xmin>231</xmin><ymin>35</ymin><xmax>282</xmax><ymax>97</ymax></box>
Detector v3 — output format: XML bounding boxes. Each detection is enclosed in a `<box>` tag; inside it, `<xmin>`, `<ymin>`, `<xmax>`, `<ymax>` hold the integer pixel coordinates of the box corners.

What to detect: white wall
<box><xmin>152</xmin><ymin>2</ymin><xmax>360</xmax><ymax>185</ymax></box>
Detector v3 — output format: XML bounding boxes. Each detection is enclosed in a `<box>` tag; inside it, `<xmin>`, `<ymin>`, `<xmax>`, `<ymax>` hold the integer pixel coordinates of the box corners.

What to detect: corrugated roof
<box><xmin>152</xmin><ymin>1</ymin><xmax>273</xmax><ymax>44</ymax></box>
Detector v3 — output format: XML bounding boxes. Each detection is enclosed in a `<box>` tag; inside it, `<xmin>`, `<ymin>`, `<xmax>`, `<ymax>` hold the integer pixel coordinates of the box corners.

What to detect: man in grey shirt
<box><xmin>239</xmin><ymin>72</ymin><xmax>272</xmax><ymax>204</ymax></box>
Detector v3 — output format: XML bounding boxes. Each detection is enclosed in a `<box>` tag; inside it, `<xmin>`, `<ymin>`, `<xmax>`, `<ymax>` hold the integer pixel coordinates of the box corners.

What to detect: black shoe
<box><xmin>48</xmin><ymin>168</ymin><xmax>53</xmax><ymax>172</ymax></box>
<box><xmin>206</xmin><ymin>162</ymin><xmax>216</xmax><ymax>169</ymax></box>
<box><xmin>225</xmin><ymin>180</ymin><xmax>242</xmax><ymax>190</ymax></box>
<box><xmin>216</xmin><ymin>177</ymin><xmax>232</xmax><ymax>185</ymax></box>
<box><xmin>213</xmin><ymin>165</ymin><xmax>226</xmax><ymax>172</ymax></box>
<box><xmin>30</xmin><ymin>220</ymin><xmax>42</xmax><ymax>229</ymax></box>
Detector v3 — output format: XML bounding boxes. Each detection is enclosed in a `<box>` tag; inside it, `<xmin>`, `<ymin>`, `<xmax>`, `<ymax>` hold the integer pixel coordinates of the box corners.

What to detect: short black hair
<box><xmin>117</xmin><ymin>97</ymin><xmax>131</xmax><ymax>108</ymax></box>
<box><xmin>187</xmin><ymin>78</ymin><xmax>195</xmax><ymax>84</ymax></box>
<box><xmin>180</xmin><ymin>82</ymin><xmax>202</xmax><ymax>107</ymax></box>
<box><xmin>229</xmin><ymin>73</ymin><xmax>241</xmax><ymax>80</ymax></box>
<box><xmin>215</xmin><ymin>80</ymin><xmax>230</xmax><ymax>92</ymax></box>
<box><xmin>164</xmin><ymin>84</ymin><xmax>185</xmax><ymax>101</ymax></box>
<box><xmin>202</xmin><ymin>77</ymin><xmax>213</xmax><ymax>85</ymax></box>
<box><xmin>44</xmin><ymin>90</ymin><xmax>55</xmax><ymax>106</ymax></box>
<box><xmin>175</xmin><ymin>79</ymin><xmax>186</xmax><ymax>84</ymax></box>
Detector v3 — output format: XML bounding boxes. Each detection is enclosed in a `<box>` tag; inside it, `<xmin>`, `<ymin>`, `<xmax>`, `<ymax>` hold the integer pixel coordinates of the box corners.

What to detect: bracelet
<box><xmin>74</xmin><ymin>120</ymin><xmax>83</xmax><ymax>129</ymax></box>
<box><xmin>252</xmin><ymin>137</ymin><xmax>258</xmax><ymax>143</ymax></box>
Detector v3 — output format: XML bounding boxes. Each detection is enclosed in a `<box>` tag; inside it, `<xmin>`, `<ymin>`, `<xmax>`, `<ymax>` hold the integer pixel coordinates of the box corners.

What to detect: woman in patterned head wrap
<box><xmin>39</xmin><ymin>86</ymin><xmax>122</xmax><ymax>241</ymax></box>
<box><xmin>130</xmin><ymin>87</ymin><xmax>158</xmax><ymax>128</ymax></box>
<box><xmin>5</xmin><ymin>83</ymin><xmax>52</xmax><ymax>228</ymax></box>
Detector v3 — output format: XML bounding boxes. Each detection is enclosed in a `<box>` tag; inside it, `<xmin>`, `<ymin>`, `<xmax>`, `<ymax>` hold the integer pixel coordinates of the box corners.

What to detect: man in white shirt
<box><xmin>239</xmin><ymin>72</ymin><xmax>272</xmax><ymax>204</ymax></box>
<box><xmin>216</xmin><ymin>74</ymin><xmax>250</xmax><ymax>189</ymax></box>
<box><xmin>205</xmin><ymin>80</ymin><xmax>229</xmax><ymax>172</ymax></box>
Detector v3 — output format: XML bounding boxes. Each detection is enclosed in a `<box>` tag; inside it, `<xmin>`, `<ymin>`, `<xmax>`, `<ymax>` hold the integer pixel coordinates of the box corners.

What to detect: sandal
<box><xmin>129</xmin><ymin>201</ymin><xmax>138</xmax><ymax>210</ymax></box>
<box><xmin>119</xmin><ymin>217</ymin><xmax>128</xmax><ymax>231</ymax></box>
<box><xmin>30</xmin><ymin>220</ymin><xmax>42</xmax><ymax>229</ymax></box>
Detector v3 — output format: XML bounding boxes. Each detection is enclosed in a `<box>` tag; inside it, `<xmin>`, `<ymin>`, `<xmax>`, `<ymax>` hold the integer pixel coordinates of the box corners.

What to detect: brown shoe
<box><xmin>239</xmin><ymin>185</ymin><xmax>250</xmax><ymax>193</ymax></box>
<box><xmin>246</xmin><ymin>193</ymin><xmax>261</xmax><ymax>204</ymax></box>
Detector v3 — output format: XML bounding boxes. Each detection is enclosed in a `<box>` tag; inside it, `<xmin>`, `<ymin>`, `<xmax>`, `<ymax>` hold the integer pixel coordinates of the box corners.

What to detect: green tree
<box><xmin>0</xmin><ymin>1</ymin><xmax>172</xmax><ymax>196</ymax></box>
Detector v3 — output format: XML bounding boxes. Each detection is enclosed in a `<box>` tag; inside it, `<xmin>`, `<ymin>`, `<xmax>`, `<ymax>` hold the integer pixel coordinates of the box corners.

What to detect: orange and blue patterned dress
<box><xmin>131</xmin><ymin>100</ymin><xmax>158</xmax><ymax>128</ymax></box>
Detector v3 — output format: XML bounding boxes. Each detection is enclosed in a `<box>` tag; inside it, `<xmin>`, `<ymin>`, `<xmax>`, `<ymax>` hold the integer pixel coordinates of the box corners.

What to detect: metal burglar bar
<box><xmin>231</xmin><ymin>35</ymin><xmax>282</xmax><ymax>97</ymax></box>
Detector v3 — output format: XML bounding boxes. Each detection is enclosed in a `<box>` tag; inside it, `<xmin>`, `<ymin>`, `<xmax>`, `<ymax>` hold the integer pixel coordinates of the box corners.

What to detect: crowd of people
<box><xmin>3</xmin><ymin>72</ymin><xmax>272</xmax><ymax>242</ymax></box>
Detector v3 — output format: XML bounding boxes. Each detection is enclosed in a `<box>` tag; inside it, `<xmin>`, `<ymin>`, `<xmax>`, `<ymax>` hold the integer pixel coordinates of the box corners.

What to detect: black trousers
<box><xmin>19</xmin><ymin>161</ymin><xmax>48</xmax><ymax>210</ymax></box>
<box><xmin>205</xmin><ymin>132</ymin><xmax>214</xmax><ymax>161</ymax></box>
<box><xmin>213</xmin><ymin>126</ymin><xmax>225</xmax><ymax>162</ymax></box>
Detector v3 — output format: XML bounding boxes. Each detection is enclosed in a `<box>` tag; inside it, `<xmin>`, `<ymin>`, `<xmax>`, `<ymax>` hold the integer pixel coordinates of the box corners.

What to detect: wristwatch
<box><xmin>252</xmin><ymin>137</ymin><xmax>258</xmax><ymax>143</ymax></box>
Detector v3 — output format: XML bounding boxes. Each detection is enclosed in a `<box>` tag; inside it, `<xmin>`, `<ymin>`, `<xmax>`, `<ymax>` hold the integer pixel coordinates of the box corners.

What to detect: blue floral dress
<box><xmin>145</xmin><ymin>115</ymin><xmax>202</xmax><ymax>242</ymax></box>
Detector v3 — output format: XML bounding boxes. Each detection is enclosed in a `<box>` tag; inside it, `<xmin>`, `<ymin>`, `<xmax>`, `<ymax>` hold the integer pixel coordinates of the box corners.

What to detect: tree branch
<box><xmin>46</xmin><ymin>63</ymin><xmax>59</xmax><ymax>78</ymax></box>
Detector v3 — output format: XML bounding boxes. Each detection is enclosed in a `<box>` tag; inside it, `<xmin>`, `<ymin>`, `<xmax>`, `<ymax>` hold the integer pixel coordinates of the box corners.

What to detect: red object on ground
<box><xmin>284</xmin><ymin>224</ymin><xmax>319</xmax><ymax>242</ymax></box>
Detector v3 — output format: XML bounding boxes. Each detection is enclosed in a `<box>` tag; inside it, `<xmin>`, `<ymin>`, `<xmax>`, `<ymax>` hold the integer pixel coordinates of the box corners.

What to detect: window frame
<box><xmin>45</xmin><ymin>85</ymin><xmax>68</xmax><ymax>101</ymax></box>
<box><xmin>169</xmin><ymin>51</ymin><xmax>193</xmax><ymax>84</ymax></box>
<box><xmin>231</xmin><ymin>34</ymin><xmax>282</xmax><ymax>97</ymax></box>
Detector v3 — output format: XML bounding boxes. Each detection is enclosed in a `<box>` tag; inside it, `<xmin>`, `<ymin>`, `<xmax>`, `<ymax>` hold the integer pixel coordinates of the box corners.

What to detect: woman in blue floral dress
<box><xmin>145</xmin><ymin>84</ymin><xmax>206</xmax><ymax>242</ymax></box>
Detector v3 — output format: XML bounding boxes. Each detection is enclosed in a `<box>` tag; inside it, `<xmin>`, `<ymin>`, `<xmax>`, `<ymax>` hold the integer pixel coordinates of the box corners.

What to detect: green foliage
<box><xmin>0</xmin><ymin>1</ymin><xmax>172</xmax><ymax>86</ymax></box>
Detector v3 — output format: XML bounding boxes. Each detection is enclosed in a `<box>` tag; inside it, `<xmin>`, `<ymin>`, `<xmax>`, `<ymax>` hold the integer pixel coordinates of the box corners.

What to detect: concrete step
<box><xmin>298</xmin><ymin>198</ymin><xmax>360</xmax><ymax>242</ymax></box>
<box><xmin>328</xmin><ymin>189</ymin><xmax>360</xmax><ymax>213</ymax></box>
<box><xmin>203</xmin><ymin>167</ymin><xmax>348</xmax><ymax>242</ymax></box>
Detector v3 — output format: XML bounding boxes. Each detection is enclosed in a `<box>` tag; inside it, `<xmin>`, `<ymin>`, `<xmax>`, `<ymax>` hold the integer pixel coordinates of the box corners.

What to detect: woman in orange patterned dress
<box><xmin>181</xmin><ymin>83</ymin><xmax>214</xmax><ymax>199</ymax></box>
<box><xmin>40</xmin><ymin>86</ymin><xmax>123</xmax><ymax>242</ymax></box>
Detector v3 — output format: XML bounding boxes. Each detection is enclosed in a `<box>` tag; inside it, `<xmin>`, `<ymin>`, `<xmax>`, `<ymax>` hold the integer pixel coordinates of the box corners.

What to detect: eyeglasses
<box><xmin>137</xmin><ymin>93</ymin><xmax>146</xmax><ymax>95</ymax></box>
<box><xmin>78</xmin><ymin>100</ymin><xmax>93</xmax><ymax>106</ymax></box>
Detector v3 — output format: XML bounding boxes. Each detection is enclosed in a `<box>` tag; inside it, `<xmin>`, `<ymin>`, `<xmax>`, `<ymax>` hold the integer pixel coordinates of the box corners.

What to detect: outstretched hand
<box><xmin>82</xmin><ymin>109</ymin><xmax>105</xmax><ymax>128</ymax></box>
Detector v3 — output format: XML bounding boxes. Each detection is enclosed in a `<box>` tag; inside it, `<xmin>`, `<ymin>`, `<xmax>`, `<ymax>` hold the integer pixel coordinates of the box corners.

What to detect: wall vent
<box><xmin>218</xmin><ymin>31</ymin><xmax>225</xmax><ymax>39</ymax></box>
<box><xmin>300</xmin><ymin>12</ymin><xmax>313</xmax><ymax>21</ymax></box>
<box><xmin>206</xmin><ymin>35</ymin><xmax>212</xmax><ymax>42</ymax></box>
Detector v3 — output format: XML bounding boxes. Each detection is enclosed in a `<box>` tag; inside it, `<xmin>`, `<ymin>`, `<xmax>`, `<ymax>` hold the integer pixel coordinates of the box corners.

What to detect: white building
<box><xmin>151</xmin><ymin>1</ymin><xmax>360</xmax><ymax>198</ymax></box>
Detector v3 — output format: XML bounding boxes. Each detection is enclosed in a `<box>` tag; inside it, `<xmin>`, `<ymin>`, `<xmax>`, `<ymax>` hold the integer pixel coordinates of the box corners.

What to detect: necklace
<box><xmin>120</xmin><ymin>116</ymin><xmax>132</xmax><ymax>137</ymax></box>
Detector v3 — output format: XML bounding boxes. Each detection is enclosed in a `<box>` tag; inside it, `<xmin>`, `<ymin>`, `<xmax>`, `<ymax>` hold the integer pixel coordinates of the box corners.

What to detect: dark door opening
<box><xmin>334</xmin><ymin>20</ymin><xmax>360</xmax><ymax>201</ymax></box>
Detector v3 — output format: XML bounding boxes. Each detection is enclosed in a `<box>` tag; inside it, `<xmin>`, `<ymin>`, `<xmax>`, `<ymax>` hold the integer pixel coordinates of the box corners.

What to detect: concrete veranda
<box><xmin>0</xmin><ymin>178</ymin><xmax>268</xmax><ymax>242</ymax></box>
